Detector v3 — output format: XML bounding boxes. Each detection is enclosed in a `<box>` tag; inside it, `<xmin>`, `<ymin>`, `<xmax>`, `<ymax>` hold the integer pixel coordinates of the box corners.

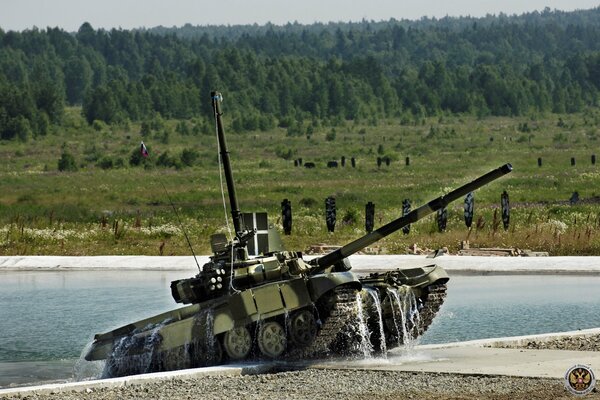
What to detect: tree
<box><xmin>130</xmin><ymin>146</ymin><xmax>149</xmax><ymax>166</ymax></box>
<box><xmin>58</xmin><ymin>148</ymin><xmax>78</xmax><ymax>171</ymax></box>
<box><xmin>82</xmin><ymin>86</ymin><xmax>118</xmax><ymax>124</ymax></box>
<box><xmin>64</xmin><ymin>56</ymin><xmax>92</xmax><ymax>105</ymax></box>
<box><xmin>180</xmin><ymin>148</ymin><xmax>199</xmax><ymax>166</ymax></box>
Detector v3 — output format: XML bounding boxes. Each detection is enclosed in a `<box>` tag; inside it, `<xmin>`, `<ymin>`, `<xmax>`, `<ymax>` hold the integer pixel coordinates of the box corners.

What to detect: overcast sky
<box><xmin>1</xmin><ymin>0</ymin><xmax>599</xmax><ymax>32</ymax></box>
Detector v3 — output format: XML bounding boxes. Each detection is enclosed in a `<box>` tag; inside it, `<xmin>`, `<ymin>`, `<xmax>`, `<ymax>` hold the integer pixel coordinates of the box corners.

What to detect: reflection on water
<box><xmin>423</xmin><ymin>275</ymin><xmax>600</xmax><ymax>343</ymax></box>
<box><xmin>0</xmin><ymin>271</ymin><xmax>599</xmax><ymax>388</ymax></box>
<box><xmin>0</xmin><ymin>270</ymin><xmax>190</xmax><ymax>364</ymax></box>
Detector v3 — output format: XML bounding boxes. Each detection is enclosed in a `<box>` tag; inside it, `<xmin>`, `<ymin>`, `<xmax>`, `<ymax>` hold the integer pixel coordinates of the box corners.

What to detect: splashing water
<box><xmin>407</xmin><ymin>288</ymin><xmax>422</xmax><ymax>338</ymax></box>
<box><xmin>100</xmin><ymin>318</ymin><xmax>170</xmax><ymax>378</ymax></box>
<box><xmin>312</xmin><ymin>303</ymin><xmax>322</xmax><ymax>329</ymax></box>
<box><xmin>73</xmin><ymin>342</ymin><xmax>105</xmax><ymax>382</ymax></box>
<box><xmin>365</xmin><ymin>288</ymin><xmax>387</xmax><ymax>356</ymax></box>
<box><xmin>386</xmin><ymin>287</ymin><xmax>422</xmax><ymax>350</ymax></box>
<box><xmin>191</xmin><ymin>308</ymin><xmax>221</xmax><ymax>367</ymax></box>
<box><xmin>283</xmin><ymin>309</ymin><xmax>290</xmax><ymax>339</ymax></box>
<box><xmin>88</xmin><ymin>307</ymin><xmax>225</xmax><ymax>380</ymax></box>
<box><xmin>354</xmin><ymin>292</ymin><xmax>374</xmax><ymax>357</ymax></box>
<box><xmin>386</xmin><ymin>288</ymin><xmax>405</xmax><ymax>347</ymax></box>
<box><xmin>203</xmin><ymin>310</ymin><xmax>218</xmax><ymax>360</ymax></box>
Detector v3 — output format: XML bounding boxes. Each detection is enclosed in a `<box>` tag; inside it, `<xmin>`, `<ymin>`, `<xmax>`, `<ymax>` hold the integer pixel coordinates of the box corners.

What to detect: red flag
<box><xmin>140</xmin><ymin>141</ymin><xmax>149</xmax><ymax>157</ymax></box>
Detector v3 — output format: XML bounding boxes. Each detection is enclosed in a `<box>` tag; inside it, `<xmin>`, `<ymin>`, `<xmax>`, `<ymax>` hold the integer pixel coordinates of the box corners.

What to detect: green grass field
<box><xmin>1</xmin><ymin>107</ymin><xmax>600</xmax><ymax>256</ymax></box>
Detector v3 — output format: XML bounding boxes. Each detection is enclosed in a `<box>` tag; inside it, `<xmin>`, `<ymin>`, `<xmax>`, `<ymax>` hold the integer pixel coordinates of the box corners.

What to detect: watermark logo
<box><xmin>564</xmin><ymin>364</ymin><xmax>596</xmax><ymax>396</ymax></box>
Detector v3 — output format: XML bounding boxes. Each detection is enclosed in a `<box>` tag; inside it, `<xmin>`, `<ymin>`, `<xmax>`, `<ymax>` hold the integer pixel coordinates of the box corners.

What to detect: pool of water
<box><xmin>424</xmin><ymin>274</ymin><xmax>600</xmax><ymax>342</ymax></box>
<box><xmin>1</xmin><ymin>271</ymin><xmax>599</xmax><ymax>388</ymax></box>
<box><xmin>0</xmin><ymin>270</ymin><xmax>189</xmax><ymax>364</ymax></box>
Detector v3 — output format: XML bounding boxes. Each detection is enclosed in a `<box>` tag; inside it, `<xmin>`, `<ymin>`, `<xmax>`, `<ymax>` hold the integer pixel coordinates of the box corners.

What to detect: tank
<box><xmin>84</xmin><ymin>91</ymin><xmax>512</xmax><ymax>377</ymax></box>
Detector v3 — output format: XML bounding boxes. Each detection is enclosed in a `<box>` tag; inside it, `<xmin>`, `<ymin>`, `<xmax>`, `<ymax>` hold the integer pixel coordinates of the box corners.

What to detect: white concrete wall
<box><xmin>1</xmin><ymin>255</ymin><xmax>600</xmax><ymax>273</ymax></box>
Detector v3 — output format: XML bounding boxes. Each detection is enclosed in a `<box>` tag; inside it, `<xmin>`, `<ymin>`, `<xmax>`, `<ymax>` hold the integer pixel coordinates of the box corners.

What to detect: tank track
<box><xmin>289</xmin><ymin>282</ymin><xmax>447</xmax><ymax>358</ymax></box>
<box><xmin>288</xmin><ymin>286</ymin><xmax>359</xmax><ymax>358</ymax></box>
<box><xmin>415</xmin><ymin>283</ymin><xmax>447</xmax><ymax>337</ymax></box>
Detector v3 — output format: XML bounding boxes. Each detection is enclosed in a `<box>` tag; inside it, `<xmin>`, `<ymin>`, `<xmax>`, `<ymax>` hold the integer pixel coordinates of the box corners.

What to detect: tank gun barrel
<box><xmin>211</xmin><ymin>91</ymin><xmax>243</xmax><ymax>235</ymax></box>
<box><xmin>313</xmin><ymin>163</ymin><xmax>513</xmax><ymax>269</ymax></box>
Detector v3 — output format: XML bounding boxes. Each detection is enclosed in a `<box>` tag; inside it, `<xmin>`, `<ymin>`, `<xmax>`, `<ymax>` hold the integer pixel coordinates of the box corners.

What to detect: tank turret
<box><xmin>84</xmin><ymin>91</ymin><xmax>512</xmax><ymax>378</ymax></box>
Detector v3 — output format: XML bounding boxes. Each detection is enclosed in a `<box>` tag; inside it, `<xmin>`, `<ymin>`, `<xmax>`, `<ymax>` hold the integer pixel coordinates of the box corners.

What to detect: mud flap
<box><xmin>307</xmin><ymin>271</ymin><xmax>362</xmax><ymax>301</ymax></box>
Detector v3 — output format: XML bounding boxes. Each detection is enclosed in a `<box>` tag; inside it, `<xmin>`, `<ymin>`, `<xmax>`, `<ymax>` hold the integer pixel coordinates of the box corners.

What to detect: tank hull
<box><xmin>85</xmin><ymin>264</ymin><xmax>448</xmax><ymax>377</ymax></box>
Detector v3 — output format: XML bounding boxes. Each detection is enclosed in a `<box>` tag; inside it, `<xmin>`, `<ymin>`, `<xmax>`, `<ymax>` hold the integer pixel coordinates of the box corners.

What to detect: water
<box><xmin>386</xmin><ymin>287</ymin><xmax>420</xmax><ymax>348</ymax></box>
<box><xmin>365</xmin><ymin>288</ymin><xmax>387</xmax><ymax>355</ymax></box>
<box><xmin>423</xmin><ymin>275</ymin><xmax>600</xmax><ymax>343</ymax></box>
<box><xmin>353</xmin><ymin>292</ymin><xmax>373</xmax><ymax>357</ymax></box>
<box><xmin>1</xmin><ymin>271</ymin><xmax>600</xmax><ymax>388</ymax></box>
<box><xmin>0</xmin><ymin>270</ymin><xmax>189</xmax><ymax>388</ymax></box>
<box><xmin>0</xmin><ymin>270</ymin><xmax>187</xmax><ymax>363</ymax></box>
<box><xmin>102</xmin><ymin>318</ymin><xmax>167</xmax><ymax>378</ymax></box>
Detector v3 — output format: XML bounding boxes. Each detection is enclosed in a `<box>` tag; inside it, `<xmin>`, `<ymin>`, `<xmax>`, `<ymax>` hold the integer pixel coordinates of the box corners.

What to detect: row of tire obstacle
<box><xmin>293</xmin><ymin>157</ymin><xmax>412</xmax><ymax>168</ymax></box>
<box><xmin>280</xmin><ymin>190</ymin><xmax>511</xmax><ymax>235</ymax></box>
<box><xmin>537</xmin><ymin>155</ymin><xmax>597</xmax><ymax>166</ymax></box>
<box><xmin>296</xmin><ymin>156</ymin><xmax>599</xmax><ymax>168</ymax></box>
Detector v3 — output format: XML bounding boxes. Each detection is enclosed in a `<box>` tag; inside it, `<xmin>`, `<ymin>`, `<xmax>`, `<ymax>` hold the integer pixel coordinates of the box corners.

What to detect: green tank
<box><xmin>84</xmin><ymin>92</ymin><xmax>512</xmax><ymax>377</ymax></box>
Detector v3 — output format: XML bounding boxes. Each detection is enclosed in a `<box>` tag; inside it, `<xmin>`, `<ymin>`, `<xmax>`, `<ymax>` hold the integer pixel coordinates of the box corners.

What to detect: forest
<box><xmin>1</xmin><ymin>7</ymin><xmax>600</xmax><ymax>141</ymax></box>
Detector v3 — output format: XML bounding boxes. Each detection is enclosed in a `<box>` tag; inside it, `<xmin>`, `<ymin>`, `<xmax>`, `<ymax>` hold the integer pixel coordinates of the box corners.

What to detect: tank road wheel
<box><xmin>223</xmin><ymin>326</ymin><xmax>252</xmax><ymax>360</ymax></box>
<box><xmin>258</xmin><ymin>321</ymin><xmax>287</xmax><ymax>358</ymax></box>
<box><xmin>288</xmin><ymin>310</ymin><xmax>317</xmax><ymax>347</ymax></box>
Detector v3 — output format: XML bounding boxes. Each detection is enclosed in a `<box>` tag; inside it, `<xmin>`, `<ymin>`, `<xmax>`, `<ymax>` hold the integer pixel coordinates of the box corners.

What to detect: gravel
<box><xmin>488</xmin><ymin>334</ymin><xmax>600</xmax><ymax>352</ymax></box>
<box><xmin>1</xmin><ymin>368</ymin><xmax>598</xmax><ymax>400</ymax></box>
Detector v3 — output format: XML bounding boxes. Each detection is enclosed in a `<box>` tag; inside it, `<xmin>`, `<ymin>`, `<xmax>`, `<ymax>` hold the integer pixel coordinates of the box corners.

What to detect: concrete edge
<box><xmin>415</xmin><ymin>327</ymin><xmax>600</xmax><ymax>350</ymax></box>
<box><xmin>4</xmin><ymin>268</ymin><xmax>600</xmax><ymax>276</ymax></box>
<box><xmin>2</xmin><ymin>255</ymin><xmax>600</xmax><ymax>274</ymax></box>
<box><xmin>354</xmin><ymin>269</ymin><xmax>600</xmax><ymax>276</ymax></box>
<box><xmin>0</xmin><ymin>363</ymin><xmax>273</xmax><ymax>397</ymax></box>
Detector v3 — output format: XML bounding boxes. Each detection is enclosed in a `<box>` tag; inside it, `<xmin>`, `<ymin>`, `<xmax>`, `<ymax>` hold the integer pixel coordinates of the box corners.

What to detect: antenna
<box><xmin>211</xmin><ymin>91</ymin><xmax>243</xmax><ymax>236</ymax></box>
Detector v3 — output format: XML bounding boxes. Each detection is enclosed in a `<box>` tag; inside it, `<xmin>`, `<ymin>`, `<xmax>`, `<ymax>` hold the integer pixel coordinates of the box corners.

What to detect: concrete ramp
<box><xmin>306</xmin><ymin>347</ymin><xmax>600</xmax><ymax>379</ymax></box>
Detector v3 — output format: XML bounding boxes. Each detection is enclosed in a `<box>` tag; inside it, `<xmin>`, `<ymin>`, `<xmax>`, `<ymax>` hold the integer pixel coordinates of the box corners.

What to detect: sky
<box><xmin>1</xmin><ymin>0</ymin><xmax>599</xmax><ymax>32</ymax></box>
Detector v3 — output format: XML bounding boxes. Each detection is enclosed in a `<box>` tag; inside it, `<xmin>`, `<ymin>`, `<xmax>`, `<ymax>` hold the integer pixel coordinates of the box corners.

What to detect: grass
<box><xmin>1</xmin><ymin>107</ymin><xmax>600</xmax><ymax>256</ymax></box>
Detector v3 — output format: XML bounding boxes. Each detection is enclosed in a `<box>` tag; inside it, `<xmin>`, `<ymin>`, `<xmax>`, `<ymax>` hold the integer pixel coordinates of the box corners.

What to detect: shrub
<box><xmin>175</xmin><ymin>121</ymin><xmax>190</xmax><ymax>135</ymax></box>
<box><xmin>156</xmin><ymin>151</ymin><xmax>179</xmax><ymax>168</ymax></box>
<box><xmin>180</xmin><ymin>148</ymin><xmax>199</xmax><ymax>167</ymax></box>
<box><xmin>97</xmin><ymin>157</ymin><xmax>114</xmax><ymax>170</ymax></box>
<box><xmin>130</xmin><ymin>145</ymin><xmax>150</xmax><ymax>166</ymax></box>
<box><xmin>92</xmin><ymin>120</ymin><xmax>106</xmax><ymax>132</ymax></box>
<box><xmin>325</xmin><ymin>129</ymin><xmax>336</xmax><ymax>142</ymax></box>
<box><xmin>299</xmin><ymin>197</ymin><xmax>317</xmax><ymax>208</ymax></box>
<box><xmin>259</xmin><ymin>115</ymin><xmax>276</xmax><ymax>131</ymax></box>
<box><xmin>275</xmin><ymin>146</ymin><xmax>294</xmax><ymax>160</ymax></box>
<box><xmin>518</xmin><ymin>122</ymin><xmax>531</xmax><ymax>132</ymax></box>
<box><xmin>516</xmin><ymin>134</ymin><xmax>528</xmax><ymax>143</ymax></box>
<box><xmin>553</xmin><ymin>133</ymin><xmax>568</xmax><ymax>143</ymax></box>
<box><xmin>342</xmin><ymin>208</ymin><xmax>359</xmax><ymax>225</ymax></box>
<box><xmin>58</xmin><ymin>149</ymin><xmax>78</xmax><ymax>172</ymax></box>
<box><xmin>140</xmin><ymin>121</ymin><xmax>152</xmax><ymax>136</ymax></box>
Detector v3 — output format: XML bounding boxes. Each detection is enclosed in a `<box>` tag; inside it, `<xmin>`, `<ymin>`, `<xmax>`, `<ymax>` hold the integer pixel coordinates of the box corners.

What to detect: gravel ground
<box><xmin>489</xmin><ymin>334</ymin><xmax>600</xmax><ymax>352</ymax></box>
<box><xmin>1</xmin><ymin>369</ymin><xmax>598</xmax><ymax>400</ymax></box>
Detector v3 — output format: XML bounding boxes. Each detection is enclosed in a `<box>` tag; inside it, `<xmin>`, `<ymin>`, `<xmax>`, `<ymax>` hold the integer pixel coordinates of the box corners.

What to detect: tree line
<box><xmin>1</xmin><ymin>7</ymin><xmax>600</xmax><ymax>140</ymax></box>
